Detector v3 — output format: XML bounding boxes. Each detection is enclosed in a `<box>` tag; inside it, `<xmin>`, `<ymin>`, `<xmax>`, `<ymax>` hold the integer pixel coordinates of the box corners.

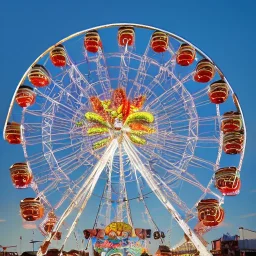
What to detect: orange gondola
<box><xmin>194</xmin><ymin>59</ymin><xmax>215</xmax><ymax>83</ymax></box>
<box><xmin>215</xmin><ymin>167</ymin><xmax>241</xmax><ymax>196</ymax></box>
<box><xmin>150</xmin><ymin>31</ymin><xmax>169</xmax><ymax>53</ymax></box>
<box><xmin>44</xmin><ymin>211</ymin><xmax>57</xmax><ymax>233</ymax></box>
<box><xmin>20</xmin><ymin>197</ymin><xmax>44</xmax><ymax>221</ymax></box>
<box><xmin>10</xmin><ymin>163</ymin><xmax>32</xmax><ymax>189</ymax></box>
<box><xmin>5</xmin><ymin>122</ymin><xmax>22</xmax><ymax>144</ymax></box>
<box><xmin>221</xmin><ymin>111</ymin><xmax>242</xmax><ymax>133</ymax></box>
<box><xmin>50</xmin><ymin>44</ymin><xmax>67</xmax><ymax>67</ymax></box>
<box><xmin>52</xmin><ymin>232</ymin><xmax>62</xmax><ymax>241</ymax></box>
<box><xmin>28</xmin><ymin>64</ymin><xmax>50</xmax><ymax>87</ymax></box>
<box><xmin>197</xmin><ymin>199</ymin><xmax>224</xmax><ymax>227</ymax></box>
<box><xmin>208</xmin><ymin>80</ymin><xmax>229</xmax><ymax>104</ymax></box>
<box><xmin>84</xmin><ymin>30</ymin><xmax>102</xmax><ymax>53</ymax></box>
<box><xmin>118</xmin><ymin>26</ymin><xmax>135</xmax><ymax>46</ymax></box>
<box><xmin>176</xmin><ymin>43</ymin><xmax>196</xmax><ymax>66</ymax></box>
<box><xmin>223</xmin><ymin>131</ymin><xmax>244</xmax><ymax>154</ymax></box>
<box><xmin>15</xmin><ymin>85</ymin><xmax>36</xmax><ymax>108</ymax></box>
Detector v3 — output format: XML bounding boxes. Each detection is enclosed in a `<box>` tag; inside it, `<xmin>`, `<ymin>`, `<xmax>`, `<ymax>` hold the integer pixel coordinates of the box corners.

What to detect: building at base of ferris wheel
<box><xmin>210</xmin><ymin>227</ymin><xmax>256</xmax><ymax>256</ymax></box>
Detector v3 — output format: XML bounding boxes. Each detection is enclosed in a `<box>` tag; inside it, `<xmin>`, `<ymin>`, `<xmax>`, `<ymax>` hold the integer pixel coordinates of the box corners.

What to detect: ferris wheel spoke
<box><xmin>146</xmin><ymin>143</ymin><xmax>191</xmax><ymax>160</ymax></box>
<box><xmin>153</xmin><ymin>97</ymin><xmax>193</xmax><ymax>118</ymax></box>
<box><xmin>37</xmin><ymin>180</ymin><xmax>60</xmax><ymax>197</ymax></box>
<box><xmin>149</xmin><ymin>144</ymin><xmax>218</xmax><ymax>199</ymax></box>
<box><xmin>136</xmin><ymin>65</ymin><xmax>168</xmax><ymax>100</ymax></box>
<box><xmin>191</xmin><ymin>86</ymin><xmax>210</xmax><ymax>99</ymax></box>
<box><xmin>196</xmin><ymin>136</ymin><xmax>220</xmax><ymax>147</ymax></box>
<box><xmin>158</xmin><ymin>131</ymin><xmax>220</xmax><ymax>148</ymax></box>
<box><xmin>145</xmin><ymin>83</ymin><xmax>179</xmax><ymax>111</ymax></box>
<box><xmin>25</xmin><ymin>110</ymin><xmax>76</xmax><ymax>129</ymax></box>
<box><xmin>29</xmin><ymin>182</ymin><xmax>52</xmax><ymax>209</ymax></box>
<box><xmin>117</xmin><ymin>47</ymin><xmax>131</xmax><ymax>89</ymax></box>
<box><xmin>191</xmin><ymin>87</ymin><xmax>214</xmax><ymax>108</ymax></box>
<box><xmin>157</xmin><ymin>131</ymin><xmax>194</xmax><ymax>143</ymax></box>
<box><xmin>37</xmin><ymin>139</ymin><xmax>118</xmax><ymax>256</ymax></box>
<box><xmin>26</xmin><ymin>140</ymin><xmax>85</xmax><ymax>176</ymax></box>
<box><xmin>177</xmin><ymin>71</ymin><xmax>194</xmax><ymax>85</ymax></box>
<box><xmin>122</xmin><ymin>135</ymin><xmax>211</xmax><ymax>256</ymax></box>
<box><xmin>53</xmin><ymin>187</ymin><xmax>75</xmax><ymax>210</ymax></box>
<box><xmin>48</xmin><ymin>76</ymin><xmax>86</xmax><ymax>109</ymax></box>
<box><xmin>84</xmin><ymin>48</ymin><xmax>112</xmax><ymax>99</ymax></box>
<box><xmin>153</xmin><ymin>174</ymin><xmax>196</xmax><ymax>219</ymax></box>
<box><xmin>128</xmin><ymin>42</ymin><xmax>152</xmax><ymax>97</ymax></box>
<box><xmin>164</xmin><ymin>116</ymin><xmax>218</xmax><ymax>126</ymax></box>
<box><xmin>158</xmin><ymin>116</ymin><xmax>220</xmax><ymax>143</ymax></box>
<box><xmin>147</xmin><ymin>85</ymin><xmax>196</xmax><ymax>123</ymax></box>
<box><xmin>41</xmin><ymin>141</ymin><xmax>70</xmax><ymax>181</ymax></box>
<box><xmin>140</xmin><ymin>143</ymin><xmax>189</xmax><ymax>167</ymax></box>
<box><xmin>135</xmin><ymin>146</ymin><xmax>218</xmax><ymax>197</ymax></box>
<box><xmin>47</xmin><ymin>146</ymin><xmax>95</xmax><ymax>180</ymax></box>
<box><xmin>35</xmin><ymin>89</ymin><xmax>81</xmax><ymax>117</ymax></box>
<box><xmin>57</xmin><ymin>151</ymin><xmax>93</xmax><ymax>175</ymax></box>
<box><xmin>188</xmin><ymin>155</ymin><xmax>217</xmax><ymax>171</ymax></box>
<box><xmin>26</xmin><ymin>153</ymin><xmax>70</xmax><ymax>184</ymax></box>
<box><xmin>65</xmin><ymin>56</ymin><xmax>97</xmax><ymax>99</ymax></box>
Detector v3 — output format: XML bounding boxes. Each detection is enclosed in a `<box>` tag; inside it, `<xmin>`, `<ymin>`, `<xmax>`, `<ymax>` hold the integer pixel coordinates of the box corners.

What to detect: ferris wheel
<box><xmin>4</xmin><ymin>23</ymin><xmax>246</xmax><ymax>256</ymax></box>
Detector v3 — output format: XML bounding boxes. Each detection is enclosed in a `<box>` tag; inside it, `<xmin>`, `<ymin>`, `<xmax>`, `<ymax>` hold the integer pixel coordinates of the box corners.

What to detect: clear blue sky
<box><xmin>1</xmin><ymin>0</ymin><xmax>256</xmax><ymax>253</ymax></box>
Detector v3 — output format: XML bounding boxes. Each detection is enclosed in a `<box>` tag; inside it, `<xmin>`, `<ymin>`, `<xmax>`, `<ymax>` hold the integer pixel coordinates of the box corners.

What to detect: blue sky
<box><xmin>1</xmin><ymin>0</ymin><xmax>256</xmax><ymax>253</ymax></box>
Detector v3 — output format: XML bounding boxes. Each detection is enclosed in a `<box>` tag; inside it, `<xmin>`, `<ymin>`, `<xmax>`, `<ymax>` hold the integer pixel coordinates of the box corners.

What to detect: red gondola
<box><xmin>223</xmin><ymin>132</ymin><xmax>244</xmax><ymax>154</ymax></box>
<box><xmin>5</xmin><ymin>122</ymin><xmax>22</xmax><ymax>144</ymax></box>
<box><xmin>50</xmin><ymin>44</ymin><xmax>66</xmax><ymax>67</ymax></box>
<box><xmin>221</xmin><ymin>111</ymin><xmax>242</xmax><ymax>133</ymax></box>
<box><xmin>28</xmin><ymin>64</ymin><xmax>50</xmax><ymax>87</ymax></box>
<box><xmin>15</xmin><ymin>85</ymin><xmax>36</xmax><ymax>108</ymax></box>
<box><xmin>208</xmin><ymin>80</ymin><xmax>229</xmax><ymax>104</ymax></box>
<box><xmin>84</xmin><ymin>31</ymin><xmax>102</xmax><ymax>53</ymax></box>
<box><xmin>52</xmin><ymin>232</ymin><xmax>62</xmax><ymax>241</ymax></box>
<box><xmin>118</xmin><ymin>26</ymin><xmax>135</xmax><ymax>46</ymax></box>
<box><xmin>194</xmin><ymin>59</ymin><xmax>215</xmax><ymax>83</ymax></box>
<box><xmin>44</xmin><ymin>211</ymin><xmax>57</xmax><ymax>233</ymax></box>
<box><xmin>20</xmin><ymin>197</ymin><xmax>44</xmax><ymax>221</ymax></box>
<box><xmin>176</xmin><ymin>43</ymin><xmax>196</xmax><ymax>66</ymax></box>
<box><xmin>215</xmin><ymin>167</ymin><xmax>241</xmax><ymax>195</ymax></box>
<box><xmin>197</xmin><ymin>199</ymin><xmax>224</xmax><ymax>227</ymax></box>
<box><xmin>150</xmin><ymin>31</ymin><xmax>169</xmax><ymax>53</ymax></box>
<box><xmin>10</xmin><ymin>163</ymin><xmax>32</xmax><ymax>189</ymax></box>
